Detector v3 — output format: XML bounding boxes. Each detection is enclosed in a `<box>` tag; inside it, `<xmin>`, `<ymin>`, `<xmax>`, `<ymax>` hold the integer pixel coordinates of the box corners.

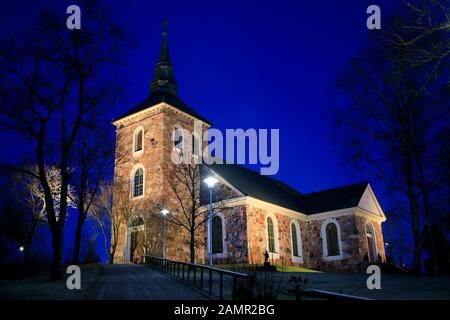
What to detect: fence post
<box><xmin>200</xmin><ymin>268</ymin><xmax>204</xmax><ymax>289</ymax></box>
<box><xmin>233</xmin><ymin>276</ymin><xmax>237</xmax><ymax>300</ymax></box>
<box><xmin>249</xmin><ymin>274</ymin><xmax>254</xmax><ymax>300</ymax></box>
<box><xmin>193</xmin><ymin>265</ymin><xmax>196</xmax><ymax>285</ymax></box>
<box><xmin>209</xmin><ymin>269</ymin><xmax>212</xmax><ymax>294</ymax></box>
<box><xmin>182</xmin><ymin>264</ymin><xmax>185</xmax><ymax>280</ymax></box>
<box><xmin>219</xmin><ymin>273</ymin><xmax>223</xmax><ymax>300</ymax></box>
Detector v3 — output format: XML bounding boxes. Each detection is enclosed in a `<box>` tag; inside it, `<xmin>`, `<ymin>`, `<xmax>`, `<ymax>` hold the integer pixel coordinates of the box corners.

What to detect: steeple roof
<box><xmin>150</xmin><ymin>18</ymin><xmax>178</xmax><ymax>95</ymax></box>
<box><xmin>113</xmin><ymin>19</ymin><xmax>210</xmax><ymax>125</ymax></box>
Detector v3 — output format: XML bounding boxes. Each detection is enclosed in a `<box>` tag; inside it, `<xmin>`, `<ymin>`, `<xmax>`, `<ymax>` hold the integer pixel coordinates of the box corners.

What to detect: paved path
<box><xmin>92</xmin><ymin>264</ymin><xmax>207</xmax><ymax>300</ymax></box>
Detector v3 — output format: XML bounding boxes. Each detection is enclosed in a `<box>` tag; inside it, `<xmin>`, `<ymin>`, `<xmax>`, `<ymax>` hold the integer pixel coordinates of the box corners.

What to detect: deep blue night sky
<box><xmin>0</xmin><ymin>0</ymin><xmax>405</xmax><ymax>262</ymax></box>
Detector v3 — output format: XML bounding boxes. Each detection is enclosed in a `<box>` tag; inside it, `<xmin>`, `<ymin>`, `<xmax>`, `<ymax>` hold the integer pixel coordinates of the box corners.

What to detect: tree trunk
<box><xmin>410</xmin><ymin>198</ymin><xmax>422</xmax><ymax>275</ymax></box>
<box><xmin>402</xmin><ymin>145</ymin><xmax>422</xmax><ymax>275</ymax></box>
<box><xmin>24</xmin><ymin>220</ymin><xmax>37</xmax><ymax>265</ymax></box>
<box><xmin>190</xmin><ymin>228</ymin><xmax>195</xmax><ymax>263</ymax></box>
<box><xmin>415</xmin><ymin>153</ymin><xmax>439</xmax><ymax>275</ymax></box>
<box><xmin>72</xmin><ymin>208</ymin><xmax>86</xmax><ymax>264</ymax></box>
<box><xmin>405</xmin><ymin>170</ymin><xmax>422</xmax><ymax>274</ymax></box>
<box><xmin>109</xmin><ymin>245</ymin><xmax>116</xmax><ymax>264</ymax></box>
<box><xmin>24</xmin><ymin>245</ymin><xmax>31</xmax><ymax>266</ymax></box>
<box><xmin>50</xmin><ymin>225</ymin><xmax>64</xmax><ymax>280</ymax></box>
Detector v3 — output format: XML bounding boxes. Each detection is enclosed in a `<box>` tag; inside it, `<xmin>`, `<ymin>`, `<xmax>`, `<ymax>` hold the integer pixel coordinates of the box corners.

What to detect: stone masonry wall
<box><xmin>209</xmin><ymin>205</ymin><xmax>248</xmax><ymax>264</ymax></box>
<box><xmin>354</xmin><ymin>215</ymin><xmax>386</xmax><ymax>264</ymax></box>
<box><xmin>245</xmin><ymin>203</ymin><xmax>386</xmax><ymax>272</ymax></box>
<box><xmin>306</xmin><ymin>215</ymin><xmax>362</xmax><ymax>272</ymax></box>
<box><xmin>246</xmin><ymin>205</ymin><xmax>307</xmax><ymax>267</ymax></box>
<box><xmin>113</xmin><ymin>104</ymin><xmax>208</xmax><ymax>264</ymax></box>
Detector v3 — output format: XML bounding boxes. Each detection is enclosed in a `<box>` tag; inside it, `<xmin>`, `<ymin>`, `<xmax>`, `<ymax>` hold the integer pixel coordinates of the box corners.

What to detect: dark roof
<box><xmin>205</xmin><ymin>162</ymin><xmax>369</xmax><ymax>215</ymax></box>
<box><xmin>113</xmin><ymin>91</ymin><xmax>211</xmax><ymax>125</ymax></box>
<box><xmin>298</xmin><ymin>181</ymin><xmax>369</xmax><ymax>214</ymax></box>
<box><xmin>205</xmin><ymin>162</ymin><xmax>304</xmax><ymax>212</ymax></box>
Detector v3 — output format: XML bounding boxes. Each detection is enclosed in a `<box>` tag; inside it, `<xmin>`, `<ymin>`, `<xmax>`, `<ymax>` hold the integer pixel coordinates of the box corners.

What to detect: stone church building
<box><xmin>112</xmin><ymin>24</ymin><xmax>387</xmax><ymax>272</ymax></box>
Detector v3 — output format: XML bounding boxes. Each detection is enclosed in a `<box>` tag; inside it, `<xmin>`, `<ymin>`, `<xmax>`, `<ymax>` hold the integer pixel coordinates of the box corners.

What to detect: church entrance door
<box><xmin>129</xmin><ymin>216</ymin><xmax>145</xmax><ymax>264</ymax></box>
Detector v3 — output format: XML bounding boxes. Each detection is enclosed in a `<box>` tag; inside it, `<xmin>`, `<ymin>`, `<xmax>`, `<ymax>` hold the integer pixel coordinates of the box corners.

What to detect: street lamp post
<box><xmin>203</xmin><ymin>176</ymin><xmax>219</xmax><ymax>266</ymax></box>
<box><xmin>161</xmin><ymin>209</ymin><xmax>169</xmax><ymax>259</ymax></box>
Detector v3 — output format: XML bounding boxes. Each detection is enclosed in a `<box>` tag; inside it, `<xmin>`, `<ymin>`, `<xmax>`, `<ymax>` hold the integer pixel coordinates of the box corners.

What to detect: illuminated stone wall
<box><xmin>113</xmin><ymin>104</ymin><xmax>208</xmax><ymax>264</ymax></box>
<box><xmin>244</xmin><ymin>203</ymin><xmax>386</xmax><ymax>272</ymax></box>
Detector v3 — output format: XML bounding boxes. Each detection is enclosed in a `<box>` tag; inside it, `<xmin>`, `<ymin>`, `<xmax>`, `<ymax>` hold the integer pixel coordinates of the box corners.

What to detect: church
<box><xmin>111</xmin><ymin>22</ymin><xmax>387</xmax><ymax>272</ymax></box>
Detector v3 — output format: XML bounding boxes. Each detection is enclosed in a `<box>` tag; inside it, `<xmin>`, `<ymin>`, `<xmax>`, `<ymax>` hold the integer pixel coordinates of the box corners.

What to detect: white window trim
<box><xmin>130</xmin><ymin>164</ymin><xmax>145</xmax><ymax>199</ymax></box>
<box><xmin>321</xmin><ymin>218</ymin><xmax>343</xmax><ymax>261</ymax></box>
<box><xmin>365</xmin><ymin>221</ymin><xmax>378</xmax><ymax>263</ymax></box>
<box><xmin>133</xmin><ymin>126</ymin><xmax>144</xmax><ymax>156</ymax></box>
<box><xmin>265</xmin><ymin>212</ymin><xmax>280</xmax><ymax>260</ymax></box>
<box><xmin>290</xmin><ymin>220</ymin><xmax>303</xmax><ymax>263</ymax></box>
<box><xmin>206</xmin><ymin>212</ymin><xmax>228</xmax><ymax>258</ymax></box>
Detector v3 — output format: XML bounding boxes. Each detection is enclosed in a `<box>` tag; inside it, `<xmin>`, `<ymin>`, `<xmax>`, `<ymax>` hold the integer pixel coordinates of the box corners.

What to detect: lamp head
<box><xmin>160</xmin><ymin>209</ymin><xmax>169</xmax><ymax>216</ymax></box>
<box><xmin>203</xmin><ymin>176</ymin><xmax>219</xmax><ymax>188</ymax></box>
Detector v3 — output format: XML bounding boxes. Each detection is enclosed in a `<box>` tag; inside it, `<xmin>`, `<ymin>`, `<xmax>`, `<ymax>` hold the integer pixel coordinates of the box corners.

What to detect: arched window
<box><xmin>173</xmin><ymin>126</ymin><xmax>183</xmax><ymax>150</ymax></box>
<box><xmin>133</xmin><ymin>168</ymin><xmax>144</xmax><ymax>197</ymax></box>
<box><xmin>192</xmin><ymin>134</ymin><xmax>200</xmax><ymax>157</ymax></box>
<box><xmin>212</xmin><ymin>216</ymin><xmax>223</xmax><ymax>254</ymax></box>
<box><xmin>267</xmin><ymin>217</ymin><xmax>276</xmax><ymax>253</ymax></box>
<box><xmin>291</xmin><ymin>223</ymin><xmax>299</xmax><ymax>257</ymax></box>
<box><xmin>130</xmin><ymin>216</ymin><xmax>144</xmax><ymax>228</ymax></box>
<box><xmin>134</xmin><ymin>127</ymin><xmax>144</xmax><ymax>153</ymax></box>
<box><xmin>290</xmin><ymin>221</ymin><xmax>303</xmax><ymax>262</ymax></box>
<box><xmin>366</xmin><ymin>222</ymin><xmax>377</xmax><ymax>262</ymax></box>
<box><xmin>326</xmin><ymin>223</ymin><xmax>339</xmax><ymax>256</ymax></box>
<box><xmin>321</xmin><ymin>219</ymin><xmax>342</xmax><ymax>261</ymax></box>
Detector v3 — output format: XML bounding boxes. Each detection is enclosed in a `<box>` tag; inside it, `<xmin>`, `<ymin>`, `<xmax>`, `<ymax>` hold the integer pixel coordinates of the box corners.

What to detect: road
<box><xmin>92</xmin><ymin>264</ymin><xmax>207</xmax><ymax>300</ymax></box>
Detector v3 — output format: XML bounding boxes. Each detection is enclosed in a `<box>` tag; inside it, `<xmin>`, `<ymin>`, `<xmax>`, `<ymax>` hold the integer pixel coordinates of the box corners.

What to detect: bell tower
<box><xmin>112</xmin><ymin>19</ymin><xmax>210</xmax><ymax>264</ymax></box>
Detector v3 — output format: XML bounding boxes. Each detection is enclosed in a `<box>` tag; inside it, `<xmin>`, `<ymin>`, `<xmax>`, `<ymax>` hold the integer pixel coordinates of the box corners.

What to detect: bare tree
<box><xmin>13</xmin><ymin>166</ymin><xmax>75</xmax><ymax>264</ymax></box>
<box><xmin>162</xmin><ymin>162</ymin><xmax>230</xmax><ymax>263</ymax></box>
<box><xmin>69</xmin><ymin>127</ymin><xmax>114</xmax><ymax>264</ymax></box>
<box><xmin>384</xmin><ymin>0</ymin><xmax>449</xmax><ymax>275</ymax></box>
<box><xmin>332</xmin><ymin>0</ymin><xmax>449</xmax><ymax>274</ymax></box>
<box><xmin>90</xmin><ymin>181</ymin><xmax>112</xmax><ymax>262</ymax></box>
<box><xmin>0</xmin><ymin>0</ymin><xmax>130</xmax><ymax>278</ymax></box>
<box><xmin>110</xmin><ymin>176</ymin><xmax>136</xmax><ymax>262</ymax></box>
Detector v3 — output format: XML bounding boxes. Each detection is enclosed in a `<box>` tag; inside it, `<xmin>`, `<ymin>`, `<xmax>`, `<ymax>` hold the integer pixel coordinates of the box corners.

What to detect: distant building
<box><xmin>112</xmin><ymin>22</ymin><xmax>386</xmax><ymax>272</ymax></box>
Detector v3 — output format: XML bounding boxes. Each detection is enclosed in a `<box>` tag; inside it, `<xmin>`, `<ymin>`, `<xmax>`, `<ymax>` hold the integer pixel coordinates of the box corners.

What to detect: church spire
<box><xmin>150</xmin><ymin>18</ymin><xmax>178</xmax><ymax>96</ymax></box>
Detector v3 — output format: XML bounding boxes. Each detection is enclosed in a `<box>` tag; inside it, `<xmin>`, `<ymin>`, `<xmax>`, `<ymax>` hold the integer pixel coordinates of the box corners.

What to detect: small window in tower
<box><xmin>134</xmin><ymin>128</ymin><xmax>144</xmax><ymax>153</ymax></box>
<box><xmin>192</xmin><ymin>134</ymin><xmax>201</xmax><ymax>156</ymax></box>
<box><xmin>173</xmin><ymin>126</ymin><xmax>183</xmax><ymax>150</ymax></box>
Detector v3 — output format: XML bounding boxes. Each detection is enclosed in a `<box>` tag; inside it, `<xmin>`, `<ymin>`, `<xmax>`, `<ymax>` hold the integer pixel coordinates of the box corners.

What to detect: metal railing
<box><xmin>145</xmin><ymin>255</ymin><xmax>253</xmax><ymax>300</ymax></box>
<box><xmin>288</xmin><ymin>288</ymin><xmax>373</xmax><ymax>300</ymax></box>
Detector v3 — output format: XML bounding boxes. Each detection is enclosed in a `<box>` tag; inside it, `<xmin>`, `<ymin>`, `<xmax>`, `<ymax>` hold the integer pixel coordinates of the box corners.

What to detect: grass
<box><xmin>206</xmin><ymin>263</ymin><xmax>320</xmax><ymax>273</ymax></box>
<box><xmin>280</xmin><ymin>265</ymin><xmax>321</xmax><ymax>273</ymax></box>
